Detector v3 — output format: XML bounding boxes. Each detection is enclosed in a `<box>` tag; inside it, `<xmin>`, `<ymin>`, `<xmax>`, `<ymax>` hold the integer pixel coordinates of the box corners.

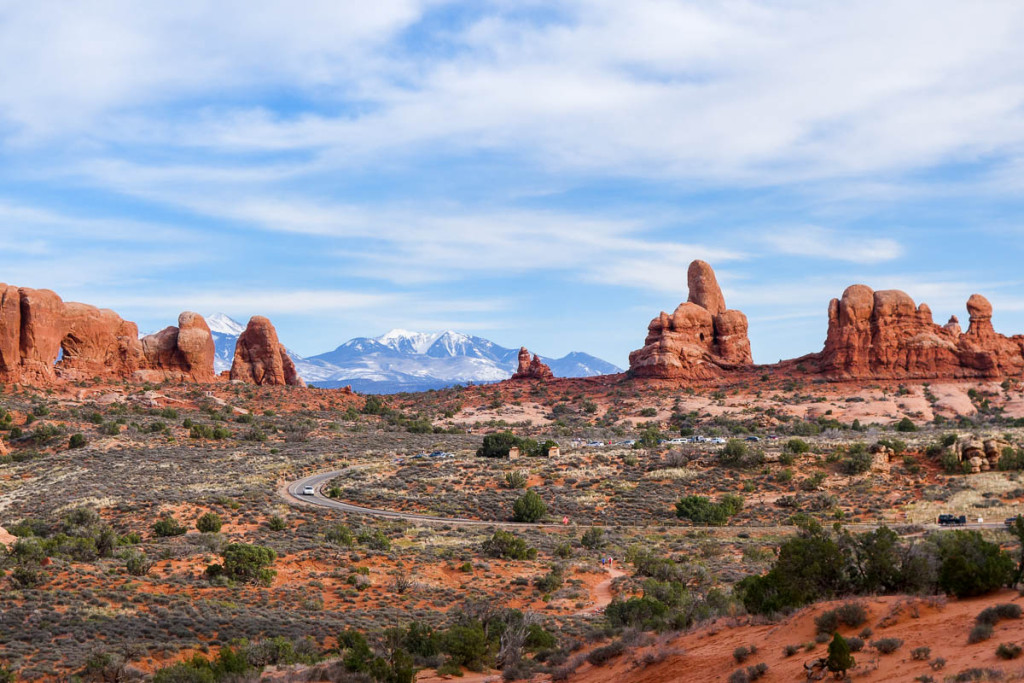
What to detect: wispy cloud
<box><xmin>763</xmin><ymin>225</ymin><xmax>904</xmax><ymax>264</ymax></box>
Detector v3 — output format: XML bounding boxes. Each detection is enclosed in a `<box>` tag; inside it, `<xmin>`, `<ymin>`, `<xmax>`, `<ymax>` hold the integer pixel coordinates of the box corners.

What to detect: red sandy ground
<box><xmin>538</xmin><ymin>591</ymin><xmax>1024</xmax><ymax>682</ymax></box>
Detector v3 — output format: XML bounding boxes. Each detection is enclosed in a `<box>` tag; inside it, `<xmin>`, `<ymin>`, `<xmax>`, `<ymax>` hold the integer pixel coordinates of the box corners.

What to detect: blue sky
<box><xmin>2</xmin><ymin>1</ymin><xmax>1024</xmax><ymax>368</ymax></box>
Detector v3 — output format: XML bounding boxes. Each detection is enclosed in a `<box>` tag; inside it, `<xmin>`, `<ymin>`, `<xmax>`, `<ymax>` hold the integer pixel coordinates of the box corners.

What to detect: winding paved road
<box><xmin>282</xmin><ymin>469</ymin><xmax>566</xmax><ymax>528</ymax></box>
<box><xmin>279</xmin><ymin>469</ymin><xmax>1015</xmax><ymax>532</ymax></box>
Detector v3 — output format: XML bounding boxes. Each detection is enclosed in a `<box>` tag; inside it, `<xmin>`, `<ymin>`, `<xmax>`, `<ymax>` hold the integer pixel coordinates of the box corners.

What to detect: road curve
<box><xmin>281</xmin><ymin>469</ymin><xmax>566</xmax><ymax>528</ymax></box>
<box><xmin>281</xmin><ymin>469</ymin><xmax>1015</xmax><ymax>532</ymax></box>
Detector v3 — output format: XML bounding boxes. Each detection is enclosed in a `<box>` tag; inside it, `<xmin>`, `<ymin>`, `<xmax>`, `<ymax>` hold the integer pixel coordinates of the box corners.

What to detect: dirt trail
<box><xmin>584</xmin><ymin>566</ymin><xmax>627</xmax><ymax>615</ymax></box>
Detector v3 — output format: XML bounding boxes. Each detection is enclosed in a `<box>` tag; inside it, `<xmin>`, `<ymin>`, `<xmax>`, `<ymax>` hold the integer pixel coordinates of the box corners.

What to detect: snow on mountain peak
<box><xmin>375</xmin><ymin>329</ymin><xmax>443</xmax><ymax>355</ymax></box>
<box><xmin>207</xmin><ymin>313</ymin><xmax>247</xmax><ymax>336</ymax></box>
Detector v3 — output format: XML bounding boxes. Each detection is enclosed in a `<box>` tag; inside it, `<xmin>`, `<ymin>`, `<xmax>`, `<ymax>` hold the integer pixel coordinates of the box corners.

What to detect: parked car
<box><xmin>938</xmin><ymin>514</ymin><xmax>967</xmax><ymax>526</ymax></box>
<box><xmin>1005</xmin><ymin>516</ymin><xmax>1022</xmax><ymax>528</ymax></box>
<box><xmin>745</xmin><ymin>436</ymin><xmax>761</xmax><ymax>442</ymax></box>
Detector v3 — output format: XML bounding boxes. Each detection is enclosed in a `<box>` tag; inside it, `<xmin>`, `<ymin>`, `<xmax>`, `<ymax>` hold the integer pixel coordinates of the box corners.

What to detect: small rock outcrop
<box><xmin>628</xmin><ymin>260</ymin><xmax>752</xmax><ymax>379</ymax></box>
<box><xmin>956</xmin><ymin>438</ymin><xmax>1011</xmax><ymax>473</ymax></box>
<box><xmin>0</xmin><ymin>282</ymin><xmax>217</xmax><ymax>384</ymax></box>
<box><xmin>511</xmin><ymin>347</ymin><xmax>554</xmax><ymax>381</ymax></box>
<box><xmin>230</xmin><ymin>316</ymin><xmax>305</xmax><ymax>387</ymax></box>
<box><xmin>818</xmin><ymin>285</ymin><xmax>1024</xmax><ymax>379</ymax></box>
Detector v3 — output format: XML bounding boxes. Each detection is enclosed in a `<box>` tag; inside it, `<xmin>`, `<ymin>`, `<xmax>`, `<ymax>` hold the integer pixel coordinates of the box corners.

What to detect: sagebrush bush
<box><xmin>871</xmin><ymin>638</ymin><xmax>903</xmax><ymax>654</ymax></box>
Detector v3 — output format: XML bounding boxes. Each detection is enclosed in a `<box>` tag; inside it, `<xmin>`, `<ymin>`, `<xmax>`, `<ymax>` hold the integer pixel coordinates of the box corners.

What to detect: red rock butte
<box><xmin>0</xmin><ymin>282</ymin><xmax>300</xmax><ymax>387</ymax></box>
<box><xmin>628</xmin><ymin>260</ymin><xmax>752</xmax><ymax>380</ymax></box>
<box><xmin>627</xmin><ymin>261</ymin><xmax>1024</xmax><ymax>382</ymax></box>
<box><xmin>812</xmin><ymin>284</ymin><xmax>1024</xmax><ymax>379</ymax></box>
<box><xmin>510</xmin><ymin>346</ymin><xmax>554</xmax><ymax>381</ymax></box>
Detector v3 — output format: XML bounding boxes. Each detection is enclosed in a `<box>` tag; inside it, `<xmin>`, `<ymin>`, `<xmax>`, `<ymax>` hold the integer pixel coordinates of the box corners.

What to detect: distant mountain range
<box><xmin>206</xmin><ymin>315</ymin><xmax>621</xmax><ymax>393</ymax></box>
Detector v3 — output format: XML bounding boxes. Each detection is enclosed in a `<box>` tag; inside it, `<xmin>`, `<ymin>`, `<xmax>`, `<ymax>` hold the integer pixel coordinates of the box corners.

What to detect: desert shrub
<box><xmin>733</xmin><ymin>645</ymin><xmax>755</xmax><ymax>663</ymax></box>
<box><xmin>503</xmin><ymin>471</ymin><xmax>528</xmax><ymax>489</ymax></box>
<box><xmin>9</xmin><ymin>565</ymin><xmax>45</xmax><ymax>588</ymax></box>
<box><xmin>220</xmin><ymin>543</ymin><xmax>276</xmax><ymax>586</ymax></box>
<box><xmin>996</xmin><ymin>603</ymin><xmax>1022</xmax><ymax>620</ymax></box>
<box><xmin>325</xmin><ymin>524</ymin><xmax>354</xmax><ymax>546</ymax></box>
<box><xmin>442</xmin><ymin>623</ymin><xmax>490</xmax><ymax>671</ymax></box>
<box><xmin>477</xmin><ymin>432</ymin><xmax>522</xmax><ymax>458</ymax></box>
<box><xmin>968</xmin><ymin>622</ymin><xmax>994</xmax><ymax>644</ymax></box>
<box><xmin>152</xmin><ymin>516</ymin><xmax>187</xmax><ymax>538</ymax></box>
<box><xmin>605</xmin><ymin>597</ymin><xmax>669</xmax><ymax>631</ymax></box>
<box><xmin>911</xmin><ymin>646</ymin><xmax>931</xmax><ymax>661</ymax></box>
<box><xmin>846</xmin><ymin>637</ymin><xmax>864</xmax><ymax>652</ymax></box>
<box><xmin>996</xmin><ymin>643</ymin><xmax>1022</xmax><ymax>660</ymax></box>
<box><xmin>267</xmin><ymin>516</ymin><xmax>286</xmax><ymax>531</ymax></box>
<box><xmin>744</xmin><ymin>663</ymin><xmax>768</xmax><ymax>681</ymax></box>
<box><xmin>124</xmin><ymin>550</ymin><xmax>152</xmax><ymax>576</ymax></box>
<box><xmin>196</xmin><ymin>512</ymin><xmax>223</xmax><ymax>534</ymax></box>
<box><xmin>836</xmin><ymin>602</ymin><xmax>868</xmax><ymax>627</ymax></box>
<box><xmin>814</xmin><ymin>610</ymin><xmax>839</xmax><ymax>635</ymax></box>
<box><xmin>512</xmin><ymin>490</ymin><xmax>547</xmax><ymax>523</ymax></box>
<box><xmin>586</xmin><ymin>641</ymin><xmax>625</xmax><ymax>667</ymax></box>
<box><xmin>896</xmin><ymin>417</ymin><xmax>918</xmax><ymax>432</ymax></box>
<box><xmin>580</xmin><ymin>527</ymin><xmax>605</xmax><ymax>549</ymax></box>
<box><xmin>840</xmin><ymin>443</ymin><xmax>873</xmax><ymax>475</ymax></box>
<box><xmin>68</xmin><ymin>433</ymin><xmax>87</xmax><ymax>449</ymax></box>
<box><xmin>783</xmin><ymin>644</ymin><xmax>800</xmax><ymax>657</ymax></box>
<box><xmin>871</xmin><ymin>638</ymin><xmax>903</xmax><ymax>654</ymax></box>
<box><xmin>482</xmin><ymin>530</ymin><xmax>536</xmax><ymax>560</ymax></box>
<box><xmin>357</xmin><ymin>528</ymin><xmax>391</xmax><ymax>551</ymax></box>
<box><xmin>720</xmin><ymin>440</ymin><xmax>764</xmax><ymax>468</ymax></box>
<box><xmin>675</xmin><ymin>494</ymin><xmax>743</xmax><ymax>525</ymax></box>
<box><xmin>534</xmin><ymin>568</ymin><xmax>563</xmax><ymax>594</ymax></box>
<box><xmin>785</xmin><ymin>438</ymin><xmax>810</xmax><ymax>454</ymax></box>
<box><xmin>937</xmin><ymin>531</ymin><xmax>1013</xmax><ymax>598</ymax></box>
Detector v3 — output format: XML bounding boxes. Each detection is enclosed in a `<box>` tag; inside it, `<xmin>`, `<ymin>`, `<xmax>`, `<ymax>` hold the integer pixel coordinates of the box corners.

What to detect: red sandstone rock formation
<box><xmin>0</xmin><ymin>282</ymin><xmax>216</xmax><ymax>384</ymax></box>
<box><xmin>138</xmin><ymin>312</ymin><xmax>217</xmax><ymax>383</ymax></box>
<box><xmin>818</xmin><ymin>286</ymin><xmax>1024</xmax><ymax>379</ymax></box>
<box><xmin>511</xmin><ymin>346</ymin><xmax>554</xmax><ymax>380</ymax></box>
<box><xmin>229</xmin><ymin>316</ymin><xmax>305</xmax><ymax>387</ymax></box>
<box><xmin>628</xmin><ymin>260</ymin><xmax>752</xmax><ymax>379</ymax></box>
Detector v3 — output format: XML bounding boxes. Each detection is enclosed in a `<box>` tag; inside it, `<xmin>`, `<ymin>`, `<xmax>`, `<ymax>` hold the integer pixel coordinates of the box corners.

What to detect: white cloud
<box><xmin>3</xmin><ymin>1</ymin><xmax>1024</xmax><ymax>184</ymax></box>
<box><xmin>763</xmin><ymin>225</ymin><xmax>903</xmax><ymax>263</ymax></box>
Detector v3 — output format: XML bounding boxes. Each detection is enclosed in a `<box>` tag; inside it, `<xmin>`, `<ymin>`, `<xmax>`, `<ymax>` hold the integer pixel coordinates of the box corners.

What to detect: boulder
<box><xmin>629</xmin><ymin>260</ymin><xmax>751</xmax><ymax>379</ymax></box>
<box><xmin>510</xmin><ymin>347</ymin><xmax>554</xmax><ymax>381</ymax></box>
<box><xmin>230</xmin><ymin>316</ymin><xmax>305</xmax><ymax>387</ymax></box>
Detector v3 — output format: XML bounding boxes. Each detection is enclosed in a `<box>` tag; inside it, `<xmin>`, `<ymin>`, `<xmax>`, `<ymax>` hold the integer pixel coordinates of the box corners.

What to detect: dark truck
<box><xmin>938</xmin><ymin>514</ymin><xmax>967</xmax><ymax>526</ymax></box>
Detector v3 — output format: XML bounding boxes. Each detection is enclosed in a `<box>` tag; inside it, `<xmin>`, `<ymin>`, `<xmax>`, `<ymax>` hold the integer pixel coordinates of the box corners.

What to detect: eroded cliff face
<box><xmin>0</xmin><ymin>282</ymin><xmax>217</xmax><ymax>384</ymax></box>
<box><xmin>229</xmin><ymin>316</ymin><xmax>305</xmax><ymax>387</ymax></box>
<box><xmin>628</xmin><ymin>260</ymin><xmax>752</xmax><ymax>379</ymax></box>
<box><xmin>510</xmin><ymin>346</ymin><xmax>554</xmax><ymax>381</ymax></box>
<box><xmin>819</xmin><ymin>285</ymin><xmax>1024</xmax><ymax>380</ymax></box>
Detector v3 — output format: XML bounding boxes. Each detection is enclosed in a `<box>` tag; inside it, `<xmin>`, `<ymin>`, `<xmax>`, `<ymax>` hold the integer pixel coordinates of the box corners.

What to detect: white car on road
<box><xmin>302</xmin><ymin>485</ymin><xmax>315</xmax><ymax>496</ymax></box>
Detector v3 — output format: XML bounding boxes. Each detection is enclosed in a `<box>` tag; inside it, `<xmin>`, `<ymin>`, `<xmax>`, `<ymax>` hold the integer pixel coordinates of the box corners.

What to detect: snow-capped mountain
<box><xmin>208</xmin><ymin>314</ymin><xmax>249</xmax><ymax>373</ymax></box>
<box><xmin>297</xmin><ymin>329</ymin><xmax>620</xmax><ymax>393</ymax></box>
<box><xmin>206</xmin><ymin>317</ymin><xmax>621</xmax><ymax>393</ymax></box>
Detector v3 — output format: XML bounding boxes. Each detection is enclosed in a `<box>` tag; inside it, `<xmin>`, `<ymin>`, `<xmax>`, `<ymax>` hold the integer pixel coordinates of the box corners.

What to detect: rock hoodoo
<box><xmin>229</xmin><ymin>316</ymin><xmax>305</xmax><ymax>387</ymax></box>
<box><xmin>628</xmin><ymin>260</ymin><xmax>752</xmax><ymax>379</ymax></box>
<box><xmin>0</xmin><ymin>282</ymin><xmax>217</xmax><ymax>384</ymax></box>
<box><xmin>510</xmin><ymin>347</ymin><xmax>554</xmax><ymax>381</ymax></box>
<box><xmin>138</xmin><ymin>312</ymin><xmax>218</xmax><ymax>383</ymax></box>
<box><xmin>818</xmin><ymin>286</ymin><xmax>1024</xmax><ymax>379</ymax></box>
